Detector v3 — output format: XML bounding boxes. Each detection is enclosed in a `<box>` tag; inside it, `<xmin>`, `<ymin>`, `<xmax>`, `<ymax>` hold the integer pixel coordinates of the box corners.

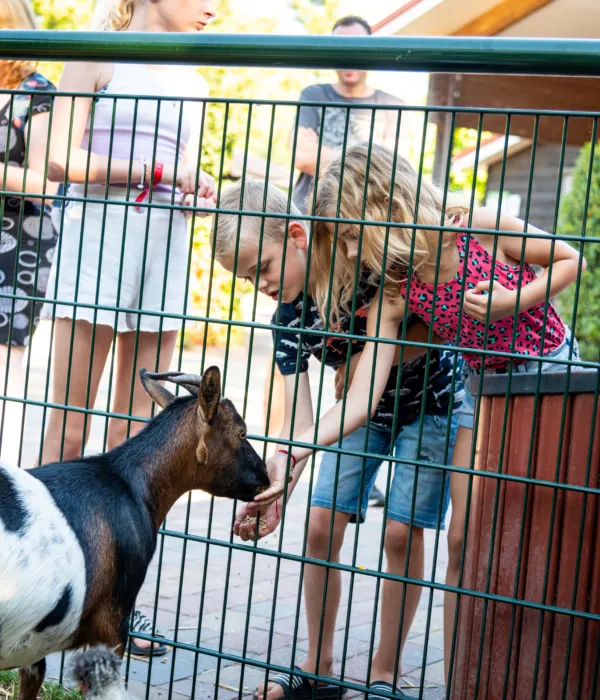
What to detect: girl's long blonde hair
<box><xmin>0</xmin><ymin>0</ymin><xmax>37</xmax><ymax>89</ymax></box>
<box><xmin>312</xmin><ymin>142</ymin><xmax>469</xmax><ymax>325</ymax></box>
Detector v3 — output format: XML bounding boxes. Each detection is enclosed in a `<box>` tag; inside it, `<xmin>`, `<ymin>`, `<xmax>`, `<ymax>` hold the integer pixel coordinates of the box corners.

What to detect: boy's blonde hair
<box><xmin>312</xmin><ymin>142</ymin><xmax>469</xmax><ymax>324</ymax></box>
<box><xmin>214</xmin><ymin>180</ymin><xmax>304</xmax><ymax>258</ymax></box>
<box><xmin>0</xmin><ymin>0</ymin><xmax>37</xmax><ymax>88</ymax></box>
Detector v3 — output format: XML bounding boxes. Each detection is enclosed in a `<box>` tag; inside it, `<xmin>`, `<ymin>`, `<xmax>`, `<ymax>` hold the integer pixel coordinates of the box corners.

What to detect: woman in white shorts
<box><xmin>40</xmin><ymin>0</ymin><xmax>217</xmax><ymax>465</ymax></box>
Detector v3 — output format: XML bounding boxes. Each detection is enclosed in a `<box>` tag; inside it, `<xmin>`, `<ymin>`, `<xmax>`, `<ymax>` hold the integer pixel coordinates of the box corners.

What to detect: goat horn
<box><xmin>142</xmin><ymin>370</ymin><xmax>187</xmax><ymax>381</ymax></box>
<box><xmin>143</xmin><ymin>370</ymin><xmax>201</xmax><ymax>396</ymax></box>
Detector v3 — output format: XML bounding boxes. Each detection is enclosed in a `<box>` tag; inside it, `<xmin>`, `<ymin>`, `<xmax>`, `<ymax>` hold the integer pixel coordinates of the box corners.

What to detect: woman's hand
<box><xmin>180</xmin><ymin>170</ymin><xmax>217</xmax><ymax>218</ymax></box>
<box><xmin>181</xmin><ymin>192</ymin><xmax>216</xmax><ymax>219</ymax></box>
<box><xmin>233</xmin><ymin>500</ymin><xmax>282</xmax><ymax>541</ymax></box>
<box><xmin>464</xmin><ymin>280</ymin><xmax>517</xmax><ymax>323</ymax></box>
<box><xmin>196</xmin><ymin>169</ymin><xmax>216</xmax><ymax>203</ymax></box>
<box><xmin>161</xmin><ymin>163</ymin><xmax>214</xmax><ymax>196</ymax></box>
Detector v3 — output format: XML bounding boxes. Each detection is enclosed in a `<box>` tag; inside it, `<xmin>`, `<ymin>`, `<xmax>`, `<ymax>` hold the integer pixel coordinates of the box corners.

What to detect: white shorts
<box><xmin>41</xmin><ymin>185</ymin><xmax>190</xmax><ymax>333</ymax></box>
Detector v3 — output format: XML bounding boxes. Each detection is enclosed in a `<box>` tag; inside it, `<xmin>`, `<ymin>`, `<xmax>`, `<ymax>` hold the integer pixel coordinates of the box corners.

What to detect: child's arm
<box><xmin>0</xmin><ymin>111</ymin><xmax>58</xmax><ymax>203</ymax></box>
<box><xmin>464</xmin><ymin>208</ymin><xmax>585</xmax><ymax>322</ymax></box>
<box><xmin>254</xmin><ymin>291</ymin><xmax>405</xmax><ymax>506</ymax></box>
<box><xmin>48</xmin><ymin>63</ymin><xmax>142</xmax><ymax>186</ymax></box>
<box><xmin>236</xmin><ymin>372</ymin><xmax>314</xmax><ymax>537</ymax></box>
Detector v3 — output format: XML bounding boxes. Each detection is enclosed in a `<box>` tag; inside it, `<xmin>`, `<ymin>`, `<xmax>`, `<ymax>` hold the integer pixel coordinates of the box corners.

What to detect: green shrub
<box><xmin>558</xmin><ymin>141</ymin><xmax>600</xmax><ymax>361</ymax></box>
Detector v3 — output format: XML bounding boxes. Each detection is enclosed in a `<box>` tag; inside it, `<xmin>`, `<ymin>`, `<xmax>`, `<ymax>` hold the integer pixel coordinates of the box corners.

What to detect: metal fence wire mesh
<box><xmin>1</xmin><ymin>33</ymin><xmax>599</xmax><ymax>700</ymax></box>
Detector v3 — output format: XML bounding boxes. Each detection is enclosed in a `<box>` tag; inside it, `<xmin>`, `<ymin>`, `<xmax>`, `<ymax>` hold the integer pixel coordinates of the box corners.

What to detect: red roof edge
<box><xmin>372</xmin><ymin>0</ymin><xmax>427</xmax><ymax>33</ymax></box>
<box><xmin>452</xmin><ymin>134</ymin><xmax>500</xmax><ymax>160</ymax></box>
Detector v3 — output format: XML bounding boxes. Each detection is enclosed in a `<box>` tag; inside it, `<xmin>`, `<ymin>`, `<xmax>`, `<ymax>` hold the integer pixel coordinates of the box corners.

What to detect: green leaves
<box><xmin>558</xmin><ymin>140</ymin><xmax>600</xmax><ymax>360</ymax></box>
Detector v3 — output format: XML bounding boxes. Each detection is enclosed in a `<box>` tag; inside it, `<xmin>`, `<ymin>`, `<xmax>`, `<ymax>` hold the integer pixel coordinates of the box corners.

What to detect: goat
<box><xmin>0</xmin><ymin>367</ymin><xmax>269</xmax><ymax>700</ymax></box>
<box><xmin>71</xmin><ymin>646</ymin><xmax>128</xmax><ymax>699</ymax></box>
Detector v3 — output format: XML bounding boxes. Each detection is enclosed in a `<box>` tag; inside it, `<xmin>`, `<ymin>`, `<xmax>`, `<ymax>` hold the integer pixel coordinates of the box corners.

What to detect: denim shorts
<box><xmin>457</xmin><ymin>328</ymin><xmax>581</xmax><ymax>430</ymax></box>
<box><xmin>311</xmin><ymin>414</ymin><xmax>458</xmax><ymax>529</ymax></box>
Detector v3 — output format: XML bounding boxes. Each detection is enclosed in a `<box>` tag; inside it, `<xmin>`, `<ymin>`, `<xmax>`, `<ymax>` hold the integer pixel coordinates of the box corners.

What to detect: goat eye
<box><xmin>239</xmin><ymin>431</ymin><xmax>247</xmax><ymax>440</ymax></box>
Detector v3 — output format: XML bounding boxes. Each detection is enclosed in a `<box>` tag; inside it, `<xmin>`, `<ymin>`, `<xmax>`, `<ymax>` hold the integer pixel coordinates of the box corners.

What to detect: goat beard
<box><xmin>196</xmin><ymin>441</ymin><xmax>208</xmax><ymax>465</ymax></box>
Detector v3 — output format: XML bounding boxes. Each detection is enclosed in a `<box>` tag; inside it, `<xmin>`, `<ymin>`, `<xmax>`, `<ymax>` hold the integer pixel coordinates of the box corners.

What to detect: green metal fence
<box><xmin>1</xmin><ymin>32</ymin><xmax>600</xmax><ymax>700</ymax></box>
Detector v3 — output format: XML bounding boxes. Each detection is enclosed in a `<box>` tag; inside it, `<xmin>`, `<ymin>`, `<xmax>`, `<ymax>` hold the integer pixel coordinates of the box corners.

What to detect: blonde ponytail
<box><xmin>105</xmin><ymin>0</ymin><xmax>136</xmax><ymax>31</ymax></box>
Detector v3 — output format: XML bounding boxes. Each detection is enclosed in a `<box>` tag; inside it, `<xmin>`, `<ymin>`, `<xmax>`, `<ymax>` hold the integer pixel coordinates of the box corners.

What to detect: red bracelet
<box><xmin>153</xmin><ymin>162</ymin><xmax>163</xmax><ymax>187</ymax></box>
<box><xmin>278</xmin><ymin>449</ymin><xmax>297</xmax><ymax>469</ymax></box>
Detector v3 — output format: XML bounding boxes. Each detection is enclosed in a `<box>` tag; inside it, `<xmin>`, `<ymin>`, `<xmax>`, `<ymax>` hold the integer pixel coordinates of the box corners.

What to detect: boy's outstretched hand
<box><xmin>234</xmin><ymin>500</ymin><xmax>282</xmax><ymax>541</ymax></box>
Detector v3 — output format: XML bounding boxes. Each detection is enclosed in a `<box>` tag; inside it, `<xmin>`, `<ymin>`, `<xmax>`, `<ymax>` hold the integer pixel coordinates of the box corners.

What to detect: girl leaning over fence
<box><xmin>38</xmin><ymin>0</ymin><xmax>218</xmax><ymax>654</ymax></box>
<box><xmin>251</xmin><ymin>142</ymin><xmax>585</xmax><ymax>687</ymax></box>
<box><xmin>214</xmin><ymin>180</ymin><xmax>461</xmax><ymax>700</ymax></box>
<box><xmin>0</xmin><ymin>0</ymin><xmax>59</xmax><ymax>466</ymax></box>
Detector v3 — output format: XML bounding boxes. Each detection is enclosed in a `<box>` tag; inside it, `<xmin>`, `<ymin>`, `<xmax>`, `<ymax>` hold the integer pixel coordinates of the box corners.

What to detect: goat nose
<box><xmin>259</xmin><ymin>465</ymin><xmax>270</xmax><ymax>485</ymax></box>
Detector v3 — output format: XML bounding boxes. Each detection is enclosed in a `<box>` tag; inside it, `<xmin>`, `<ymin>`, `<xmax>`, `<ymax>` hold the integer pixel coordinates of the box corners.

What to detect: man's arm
<box><xmin>292</xmin><ymin>126</ymin><xmax>337</xmax><ymax>177</ymax></box>
<box><xmin>291</xmin><ymin>85</ymin><xmax>337</xmax><ymax>177</ymax></box>
<box><xmin>380</xmin><ymin>93</ymin><xmax>406</xmax><ymax>151</ymax></box>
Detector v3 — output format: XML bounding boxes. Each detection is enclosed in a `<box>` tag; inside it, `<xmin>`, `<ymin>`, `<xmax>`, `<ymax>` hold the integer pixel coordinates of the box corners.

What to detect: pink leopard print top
<box><xmin>399</xmin><ymin>223</ymin><xmax>566</xmax><ymax>370</ymax></box>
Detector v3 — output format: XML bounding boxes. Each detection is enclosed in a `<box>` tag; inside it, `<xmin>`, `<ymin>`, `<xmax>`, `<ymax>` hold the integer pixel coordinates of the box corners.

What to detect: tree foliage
<box><xmin>32</xmin><ymin>0</ymin><xmax>94</xmax><ymax>29</ymax></box>
<box><xmin>291</xmin><ymin>0</ymin><xmax>340</xmax><ymax>36</ymax></box>
<box><xmin>450</xmin><ymin>127</ymin><xmax>491</xmax><ymax>204</ymax></box>
<box><xmin>32</xmin><ymin>0</ymin><xmax>95</xmax><ymax>83</ymax></box>
<box><xmin>558</xmin><ymin>141</ymin><xmax>600</xmax><ymax>360</ymax></box>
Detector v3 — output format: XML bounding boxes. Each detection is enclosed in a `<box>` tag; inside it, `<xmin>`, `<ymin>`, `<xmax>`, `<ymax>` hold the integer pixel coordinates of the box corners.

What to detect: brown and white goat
<box><xmin>0</xmin><ymin>367</ymin><xmax>269</xmax><ymax>700</ymax></box>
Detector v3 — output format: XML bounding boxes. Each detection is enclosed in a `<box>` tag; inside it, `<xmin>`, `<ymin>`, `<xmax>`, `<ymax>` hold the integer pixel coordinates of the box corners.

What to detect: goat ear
<box><xmin>140</xmin><ymin>369</ymin><xmax>175</xmax><ymax>409</ymax></box>
<box><xmin>198</xmin><ymin>366</ymin><xmax>221</xmax><ymax>424</ymax></box>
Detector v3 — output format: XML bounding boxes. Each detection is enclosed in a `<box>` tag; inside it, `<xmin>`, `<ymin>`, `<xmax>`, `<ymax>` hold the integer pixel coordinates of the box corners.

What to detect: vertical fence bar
<box><xmin>471</xmin><ymin>114</ymin><xmax>514</xmax><ymax>700</ymax></box>
<box><xmin>282</xmin><ymin>101</ymin><xmax>331</xmax><ymax>700</ymax></box>
<box><xmin>310</xmin><ymin>103</ymin><xmax>351</xmax><ymax>700</ymax></box>
<box><xmin>5</xmin><ymin>90</ymin><xmax>35</xmax><ymax>465</ymax></box>
<box><xmin>0</xmin><ymin>93</ymin><xmax>16</xmax><ymax>457</ymax></box>
<box><xmin>559</xmin><ymin>117</ymin><xmax>598</xmax><ymax>700</ymax></box>
<box><xmin>336</xmin><ymin>105</ymin><xmax>378</xmax><ymax>700</ymax></box>
<box><xmin>18</xmin><ymin>88</ymin><xmax>55</xmax><ymax>467</ymax></box>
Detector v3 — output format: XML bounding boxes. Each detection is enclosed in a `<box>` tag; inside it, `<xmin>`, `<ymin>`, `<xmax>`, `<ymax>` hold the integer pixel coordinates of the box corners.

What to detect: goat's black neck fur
<box><xmin>105</xmin><ymin>395</ymin><xmax>199</xmax><ymax>523</ymax></box>
<box><xmin>30</xmin><ymin>396</ymin><xmax>199</xmax><ymax>617</ymax></box>
<box><xmin>42</xmin><ymin>395</ymin><xmax>198</xmax><ymax>523</ymax></box>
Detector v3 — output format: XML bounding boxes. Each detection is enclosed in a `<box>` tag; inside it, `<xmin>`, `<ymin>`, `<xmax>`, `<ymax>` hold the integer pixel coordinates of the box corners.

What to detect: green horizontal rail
<box><xmin>157</xmin><ymin>528</ymin><xmax>600</xmax><ymax>621</ymax></box>
<box><xmin>3</xmin><ymin>86</ymin><xmax>600</xmax><ymax>118</ymax></box>
<box><xmin>2</xmin><ymin>31</ymin><xmax>600</xmax><ymax>75</ymax></box>
<box><xmin>3</xmin><ymin>187</ymin><xmax>600</xmax><ymax>244</ymax></box>
<box><xmin>4</xmin><ymin>287</ymin><xmax>599</xmax><ymax>369</ymax></box>
<box><xmin>3</xmin><ymin>390</ymin><xmax>600</xmax><ymax>498</ymax></box>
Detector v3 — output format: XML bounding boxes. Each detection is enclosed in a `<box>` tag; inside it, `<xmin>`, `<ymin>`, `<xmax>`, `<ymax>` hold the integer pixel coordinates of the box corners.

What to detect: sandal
<box><xmin>259</xmin><ymin>665</ymin><xmax>347</xmax><ymax>700</ymax></box>
<box><xmin>128</xmin><ymin>609</ymin><xmax>168</xmax><ymax>657</ymax></box>
<box><xmin>366</xmin><ymin>680</ymin><xmax>413</xmax><ymax>700</ymax></box>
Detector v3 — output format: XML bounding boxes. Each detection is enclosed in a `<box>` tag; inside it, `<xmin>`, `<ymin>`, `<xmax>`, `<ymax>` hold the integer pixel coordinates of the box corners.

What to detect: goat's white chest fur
<box><xmin>0</xmin><ymin>463</ymin><xmax>86</xmax><ymax>670</ymax></box>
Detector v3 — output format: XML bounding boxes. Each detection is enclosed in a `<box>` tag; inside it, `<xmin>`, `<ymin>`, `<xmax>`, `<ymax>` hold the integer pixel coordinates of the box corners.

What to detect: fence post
<box><xmin>451</xmin><ymin>371</ymin><xmax>600</xmax><ymax>699</ymax></box>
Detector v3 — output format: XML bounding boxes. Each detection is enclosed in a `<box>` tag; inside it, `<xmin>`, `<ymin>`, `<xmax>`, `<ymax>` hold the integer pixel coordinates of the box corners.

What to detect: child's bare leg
<box><xmin>256</xmin><ymin>506</ymin><xmax>351</xmax><ymax>700</ymax></box>
<box><xmin>370</xmin><ymin>521</ymin><xmax>425</xmax><ymax>682</ymax></box>
<box><xmin>444</xmin><ymin>426</ymin><xmax>472</xmax><ymax>683</ymax></box>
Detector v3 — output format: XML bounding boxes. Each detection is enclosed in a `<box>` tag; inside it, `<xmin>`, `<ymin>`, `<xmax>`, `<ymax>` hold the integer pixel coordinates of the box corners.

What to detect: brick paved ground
<box><xmin>5</xmin><ymin>319</ymin><xmax>449</xmax><ymax>699</ymax></box>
